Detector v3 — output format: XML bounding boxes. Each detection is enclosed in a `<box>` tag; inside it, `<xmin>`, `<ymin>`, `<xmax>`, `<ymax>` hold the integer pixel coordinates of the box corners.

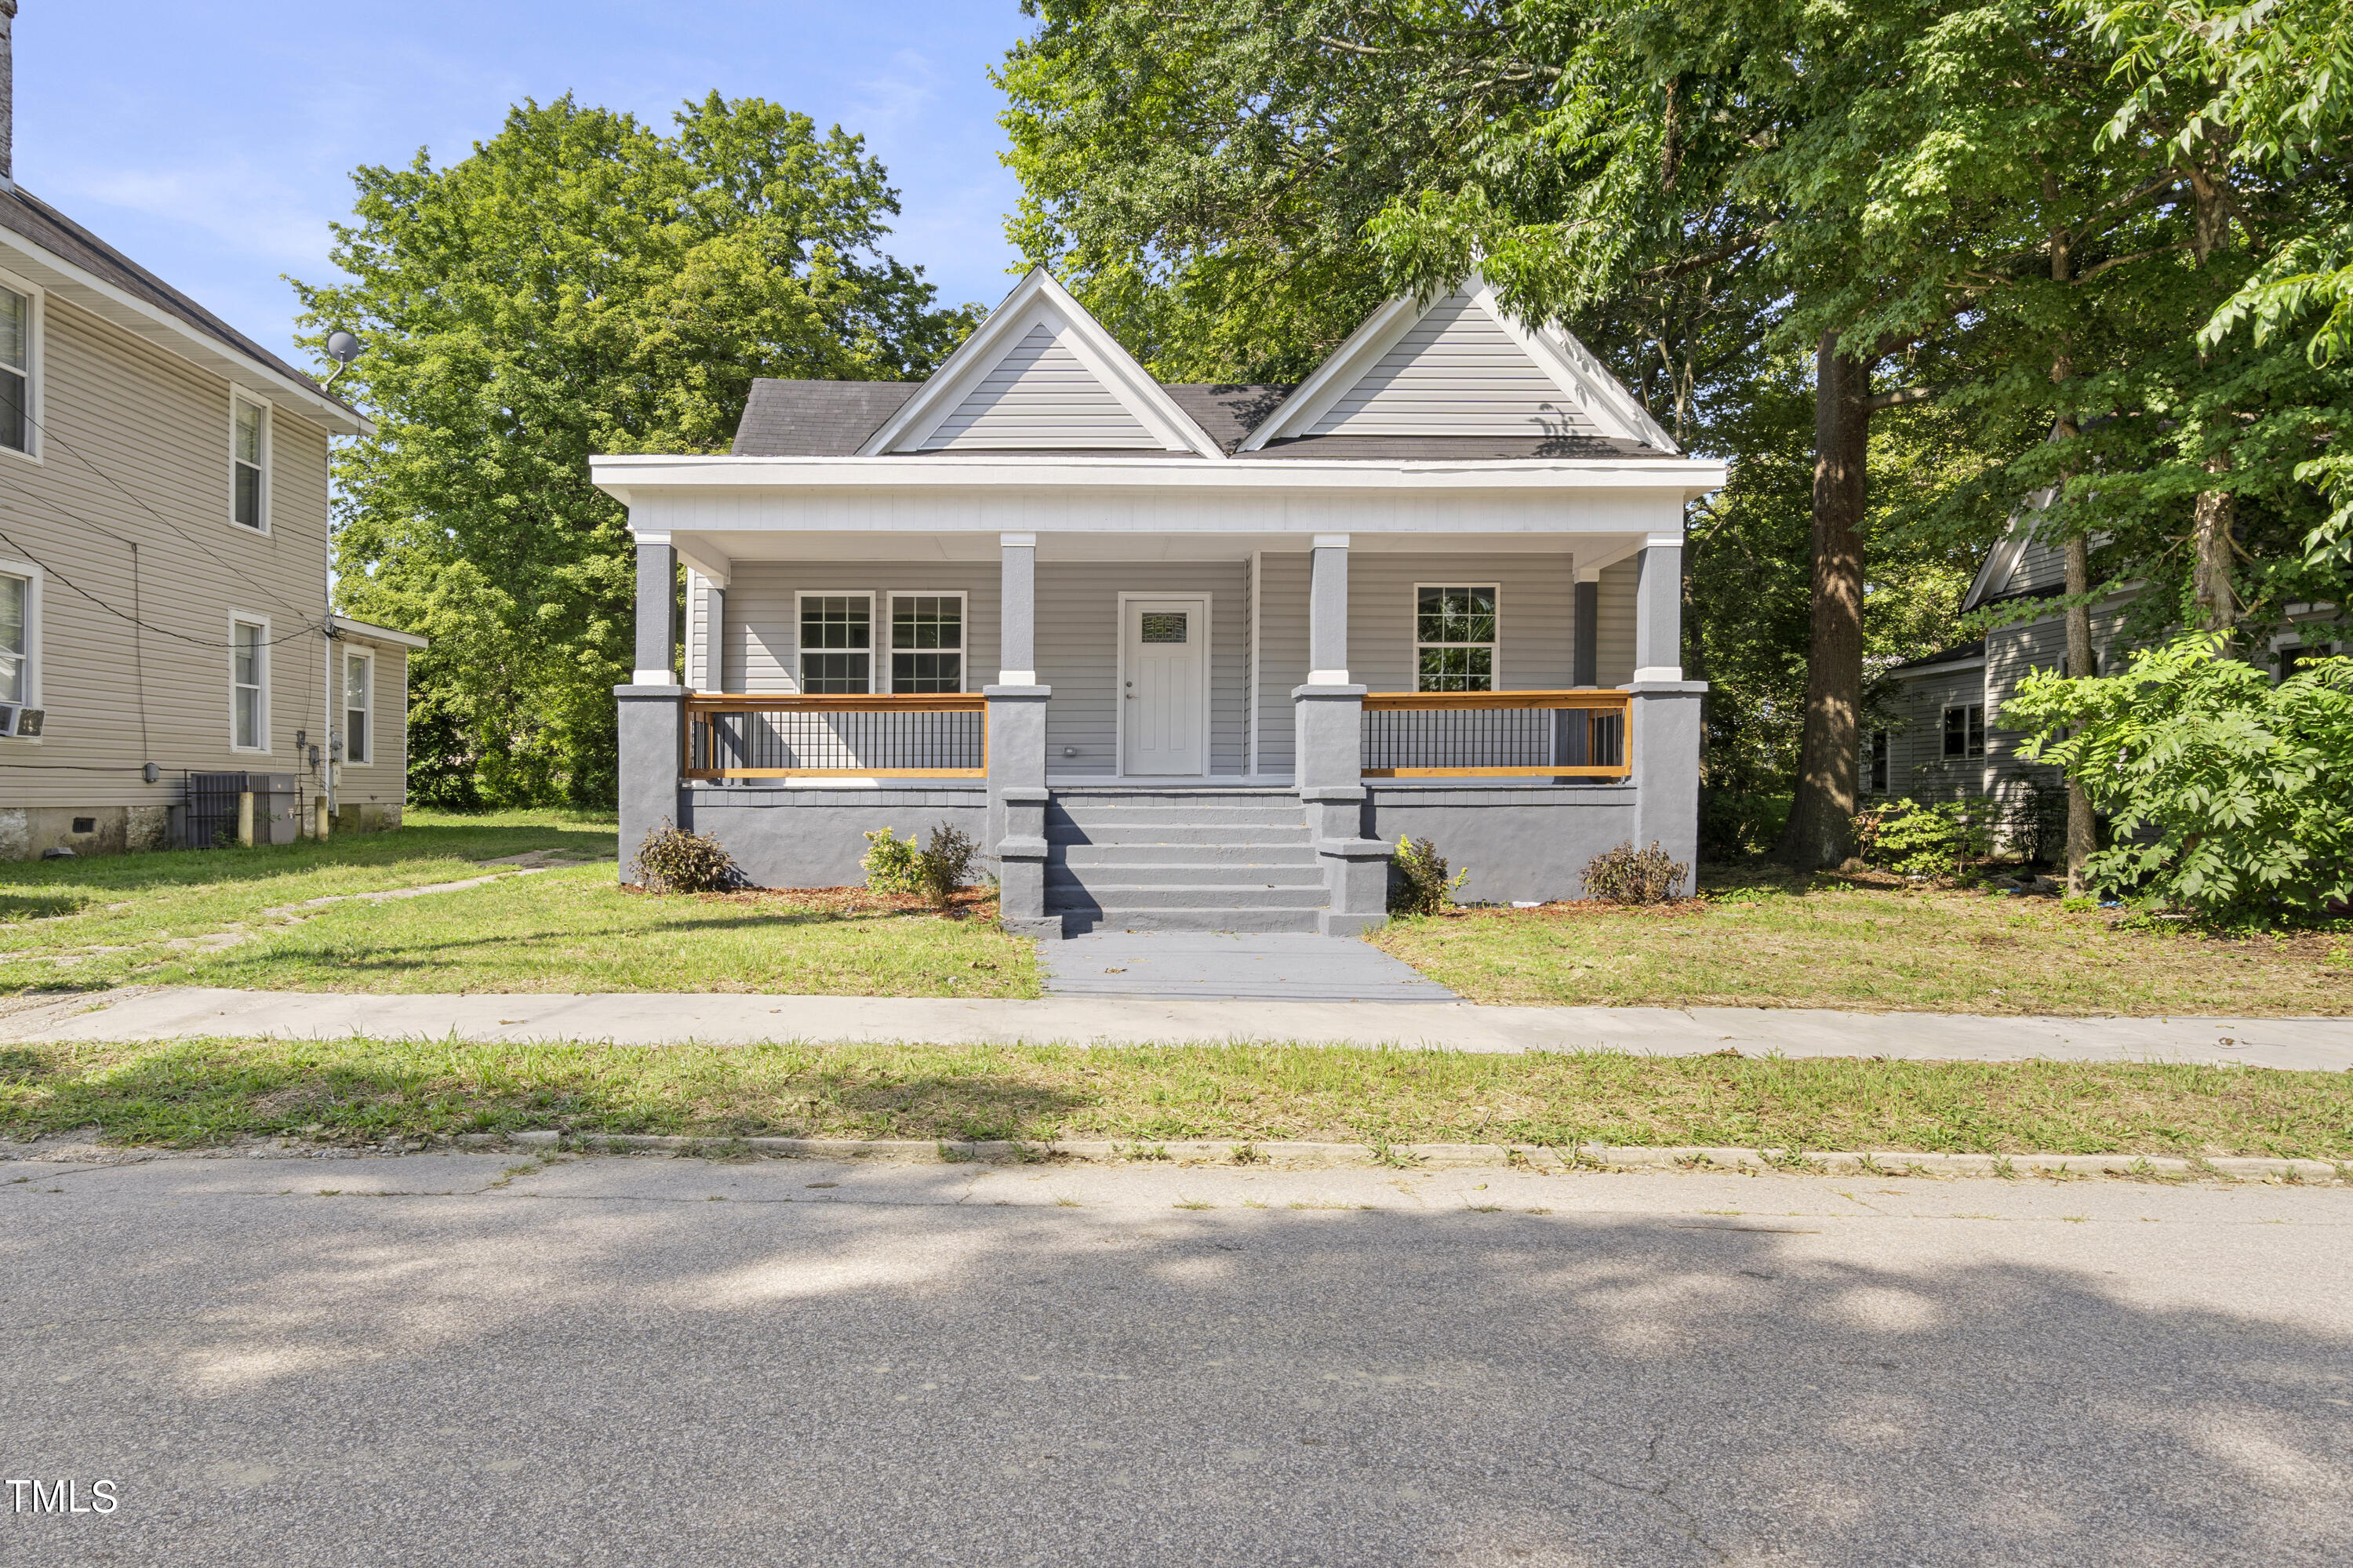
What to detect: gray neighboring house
<box><xmin>1877</xmin><ymin>501</ymin><xmax>2343</xmax><ymax>836</ymax></box>
<box><xmin>0</xmin><ymin>3</ymin><xmax>421</xmax><ymax>859</ymax></box>
<box><xmin>592</xmin><ymin>269</ymin><xmax>1724</xmax><ymax>936</ymax></box>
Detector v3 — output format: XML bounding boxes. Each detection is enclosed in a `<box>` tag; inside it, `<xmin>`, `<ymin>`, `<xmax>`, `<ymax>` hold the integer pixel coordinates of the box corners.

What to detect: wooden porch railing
<box><xmin>684</xmin><ymin>693</ymin><xmax>988</xmax><ymax>780</ymax></box>
<box><xmin>1360</xmin><ymin>689</ymin><xmax>1631</xmax><ymax>779</ymax></box>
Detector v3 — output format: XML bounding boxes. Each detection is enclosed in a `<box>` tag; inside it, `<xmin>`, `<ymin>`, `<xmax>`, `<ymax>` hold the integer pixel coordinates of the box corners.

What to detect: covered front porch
<box><xmin>614</xmin><ymin>525</ymin><xmax>1701</xmax><ymax>937</ymax></box>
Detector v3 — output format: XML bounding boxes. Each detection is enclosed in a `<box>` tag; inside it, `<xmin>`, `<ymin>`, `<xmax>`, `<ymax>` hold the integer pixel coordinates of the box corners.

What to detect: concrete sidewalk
<box><xmin>3</xmin><ymin>984</ymin><xmax>2348</xmax><ymax>1068</ymax></box>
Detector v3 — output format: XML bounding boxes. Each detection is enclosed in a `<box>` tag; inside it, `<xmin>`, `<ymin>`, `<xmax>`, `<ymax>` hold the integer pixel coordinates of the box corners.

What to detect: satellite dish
<box><xmin>325</xmin><ymin>330</ymin><xmax>362</xmax><ymax>365</ymax></box>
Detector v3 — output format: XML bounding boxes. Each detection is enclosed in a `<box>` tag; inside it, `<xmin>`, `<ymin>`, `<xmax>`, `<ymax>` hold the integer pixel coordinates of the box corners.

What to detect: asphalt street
<box><xmin>3</xmin><ymin>1151</ymin><xmax>2349</xmax><ymax>1566</ymax></box>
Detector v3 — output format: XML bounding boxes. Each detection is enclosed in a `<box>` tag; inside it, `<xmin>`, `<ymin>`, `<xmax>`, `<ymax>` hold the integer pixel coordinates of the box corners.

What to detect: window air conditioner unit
<box><xmin>0</xmin><ymin>705</ymin><xmax>43</xmax><ymax>738</ymax></box>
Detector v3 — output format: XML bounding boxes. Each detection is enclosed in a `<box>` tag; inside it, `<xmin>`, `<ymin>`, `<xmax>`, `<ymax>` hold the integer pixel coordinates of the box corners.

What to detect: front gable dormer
<box><xmin>1241</xmin><ymin>278</ymin><xmax>1677</xmax><ymax>453</ymax></box>
<box><xmin>859</xmin><ymin>269</ymin><xmax>1225</xmax><ymax>457</ymax></box>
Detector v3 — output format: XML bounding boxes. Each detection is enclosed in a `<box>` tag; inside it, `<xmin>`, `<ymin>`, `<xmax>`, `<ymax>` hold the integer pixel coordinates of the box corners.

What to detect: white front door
<box><xmin>1121</xmin><ymin>596</ymin><xmax>1208</xmax><ymax>776</ymax></box>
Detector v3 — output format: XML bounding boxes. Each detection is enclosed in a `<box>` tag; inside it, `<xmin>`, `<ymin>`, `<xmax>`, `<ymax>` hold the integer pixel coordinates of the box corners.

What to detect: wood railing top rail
<box><xmin>686</xmin><ymin>692</ymin><xmax>989</xmax><ymax>713</ymax></box>
<box><xmin>1362</xmin><ymin>689</ymin><xmax>1633</xmax><ymax>712</ymax></box>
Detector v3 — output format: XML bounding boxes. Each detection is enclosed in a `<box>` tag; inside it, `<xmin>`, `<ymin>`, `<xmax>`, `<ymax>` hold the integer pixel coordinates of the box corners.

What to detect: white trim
<box><xmin>327</xmin><ymin>615</ymin><xmax>428</xmax><ymax>651</ymax></box>
<box><xmin>882</xmin><ymin>588</ymin><xmax>969</xmax><ymax>694</ymax></box>
<box><xmin>999</xmin><ymin>531</ymin><xmax>1038</xmax><ymax>548</ymax></box>
<box><xmin>1241</xmin><ymin>291</ymin><xmax>1422</xmax><ymax>452</ymax></box>
<box><xmin>1247</xmin><ymin>549</ymin><xmax>1263</xmax><ymax>778</ymax></box>
<box><xmin>0</xmin><ymin>227</ymin><xmax>369</xmax><ymax>437</ymax></box>
<box><xmin>1307</xmin><ymin>670</ymin><xmax>1351</xmax><ymax>686</ymax></box>
<box><xmin>1412</xmin><ymin>580</ymin><xmax>1503</xmax><ymax>693</ymax></box>
<box><xmin>1115</xmin><ymin>591</ymin><xmax>1214</xmax><ymax>778</ymax></box>
<box><xmin>1311</xmin><ymin>533</ymin><xmax>1351</xmax><ymax>550</ymax></box>
<box><xmin>1889</xmin><ymin>655</ymin><xmax>1988</xmax><ymax>679</ymax></box>
<box><xmin>794</xmin><ymin>589</ymin><xmax>876</xmax><ymax>694</ymax></box>
<box><xmin>0</xmin><ymin>555</ymin><xmax>42</xmax><ymax>716</ymax></box>
<box><xmin>228</xmin><ymin>612</ymin><xmax>271</xmax><ymax>753</ymax></box>
<box><xmin>0</xmin><ymin>263</ymin><xmax>45</xmax><ymax>464</ymax></box>
<box><xmin>1633</xmin><ymin>665</ymin><xmax>1684</xmax><ymax>683</ymax></box>
<box><xmin>343</xmin><ymin>649</ymin><xmax>373</xmax><ymax>767</ymax></box>
<box><xmin>230</xmin><ymin>391</ymin><xmax>271</xmax><ymax>533</ymax></box>
<box><xmin>995</xmin><ymin>671</ymin><xmax>1038</xmax><ymax>687</ymax></box>
<box><xmin>859</xmin><ymin>270</ymin><xmax>1227</xmax><ymax>460</ymax></box>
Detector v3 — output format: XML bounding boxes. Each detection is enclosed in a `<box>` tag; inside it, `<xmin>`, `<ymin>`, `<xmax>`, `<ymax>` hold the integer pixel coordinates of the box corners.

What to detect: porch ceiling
<box><xmin>664</xmin><ymin>529</ymin><xmax>1660</xmax><ymax>567</ymax></box>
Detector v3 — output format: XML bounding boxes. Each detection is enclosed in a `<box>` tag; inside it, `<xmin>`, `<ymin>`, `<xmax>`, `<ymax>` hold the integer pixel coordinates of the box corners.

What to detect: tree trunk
<box><xmin>2064</xmin><ymin>532</ymin><xmax>2097</xmax><ymax>893</ymax></box>
<box><xmin>2185</xmin><ymin>162</ymin><xmax>2238</xmax><ymax>637</ymax></box>
<box><xmin>1777</xmin><ymin>330</ymin><xmax>1871</xmax><ymax>869</ymax></box>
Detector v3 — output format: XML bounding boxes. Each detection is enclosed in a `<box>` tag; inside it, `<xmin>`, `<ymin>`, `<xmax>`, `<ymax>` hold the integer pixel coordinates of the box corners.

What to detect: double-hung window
<box><xmin>1416</xmin><ymin>585</ymin><xmax>1498</xmax><ymax>692</ymax></box>
<box><xmin>231</xmin><ymin>620</ymin><xmax>267</xmax><ymax>750</ymax></box>
<box><xmin>1941</xmin><ymin>704</ymin><xmax>1985</xmax><ymax>759</ymax></box>
<box><xmin>889</xmin><ymin>594</ymin><xmax>965</xmax><ymax>693</ymax></box>
<box><xmin>1</xmin><ymin>283</ymin><xmax>30</xmax><ymax>456</ymax></box>
<box><xmin>344</xmin><ymin>652</ymin><xmax>373</xmax><ymax>765</ymax></box>
<box><xmin>232</xmin><ymin>398</ymin><xmax>267</xmax><ymax>529</ymax></box>
<box><xmin>0</xmin><ymin>569</ymin><xmax>31</xmax><ymax>705</ymax></box>
<box><xmin>798</xmin><ymin>594</ymin><xmax>873</xmax><ymax>693</ymax></box>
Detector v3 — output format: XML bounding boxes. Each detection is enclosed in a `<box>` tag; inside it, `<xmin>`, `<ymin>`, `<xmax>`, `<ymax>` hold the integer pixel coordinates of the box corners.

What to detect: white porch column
<box><xmin>1292</xmin><ymin>534</ymin><xmax>1386</xmax><ymax>933</ymax></box>
<box><xmin>987</xmin><ymin>532</ymin><xmax>1056</xmax><ymax>937</ymax></box>
<box><xmin>616</xmin><ymin>535</ymin><xmax>682</xmax><ymax>883</ymax></box>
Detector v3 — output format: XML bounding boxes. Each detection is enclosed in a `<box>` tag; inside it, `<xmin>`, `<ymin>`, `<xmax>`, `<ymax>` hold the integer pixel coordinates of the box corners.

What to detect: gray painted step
<box><xmin>1049</xmin><ymin>824</ymin><xmax>1314</xmax><ymax>847</ymax></box>
<box><xmin>1048</xmin><ymin>806</ymin><xmax>1308</xmax><ymax>828</ymax></box>
<box><xmin>1063</xmin><ymin>908</ymin><xmax>1325</xmax><ymax>935</ymax></box>
<box><xmin>1053</xmin><ymin>842</ymin><xmax>1318</xmax><ymax>868</ymax></box>
<box><xmin>1047</xmin><ymin>863</ymin><xmax>1325</xmax><ymax>889</ymax></box>
<box><xmin>1047</xmin><ymin>884</ymin><xmax>1329</xmax><ymax>911</ymax></box>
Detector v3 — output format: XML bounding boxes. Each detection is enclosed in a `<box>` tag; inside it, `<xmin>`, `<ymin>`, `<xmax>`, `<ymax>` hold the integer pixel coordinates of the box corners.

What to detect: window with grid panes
<box><xmin>1415</xmin><ymin>586</ymin><xmax>1497</xmax><ymax>691</ymax></box>
<box><xmin>798</xmin><ymin>595</ymin><xmax>872</xmax><ymax>693</ymax></box>
<box><xmin>1941</xmin><ymin>704</ymin><xmax>1985</xmax><ymax>759</ymax></box>
<box><xmin>0</xmin><ymin>286</ymin><xmax>27</xmax><ymax>454</ymax></box>
<box><xmin>233</xmin><ymin>622</ymin><xmax>266</xmax><ymax>748</ymax></box>
<box><xmin>344</xmin><ymin>653</ymin><xmax>372</xmax><ymax>763</ymax></box>
<box><xmin>233</xmin><ymin>399</ymin><xmax>266</xmax><ymax>529</ymax></box>
<box><xmin>0</xmin><ymin>573</ymin><xmax>26</xmax><ymax>704</ymax></box>
<box><xmin>889</xmin><ymin>595</ymin><xmax>963</xmax><ymax>693</ymax></box>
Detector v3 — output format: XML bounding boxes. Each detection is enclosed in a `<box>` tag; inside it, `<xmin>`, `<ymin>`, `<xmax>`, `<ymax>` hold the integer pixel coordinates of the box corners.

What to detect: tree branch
<box><xmin>1863</xmin><ymin>385</ymin><xmax>1937</xmax><ymax>413</ymax></box>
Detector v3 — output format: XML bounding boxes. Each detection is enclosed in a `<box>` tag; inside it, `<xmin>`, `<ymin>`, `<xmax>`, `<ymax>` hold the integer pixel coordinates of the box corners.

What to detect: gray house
<box><xmin>591</xmin><ymin>269</ymin><xmax>1723</xmax><ymax>936</ymax></box>
<box><xmin>0</xmin><ymin>4</ymin><xmax>420</xmax><ymax>858</ymax></box>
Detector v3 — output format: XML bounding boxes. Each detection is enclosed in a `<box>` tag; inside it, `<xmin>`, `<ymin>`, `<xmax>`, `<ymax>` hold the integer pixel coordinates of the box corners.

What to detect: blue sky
<box><xmin>11</xmin><ymin>1</ymin><xmax>1032</xmax><ymax>368</ymax></box>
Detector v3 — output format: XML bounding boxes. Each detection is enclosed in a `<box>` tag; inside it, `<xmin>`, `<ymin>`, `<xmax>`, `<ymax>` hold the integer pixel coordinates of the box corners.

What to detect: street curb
<box><xmin>458</xmin><ymin>1131</ymin><xmax>2349</xmax><ymax>1182</ymax></box>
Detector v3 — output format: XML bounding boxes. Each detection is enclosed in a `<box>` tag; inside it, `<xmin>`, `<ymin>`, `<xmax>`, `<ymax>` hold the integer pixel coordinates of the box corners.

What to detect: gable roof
<box><xmin>1240</xmin><ymin>277</ymin><xmax>1678</xmax><ymax>454</ymax></box>
<box><xmin>0</xmin><ymin>184</ymin><xmax>367</xmax><ymax>435</ymax></box>
<box><xmin>732</xmin><ymin>380</ymin><xmax>918</xmax><ymax>457</ymax></box>
<box><xmin>857</xmin><ymin>268</ymin><xmax>1227</xmax><ymax>458</ymax></box>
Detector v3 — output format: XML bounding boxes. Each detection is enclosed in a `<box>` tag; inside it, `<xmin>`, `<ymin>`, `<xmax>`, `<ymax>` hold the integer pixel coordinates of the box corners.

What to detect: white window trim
<box><xmin>0</xmin><ymin>555</ymin><xmax>43</xmax><ymax>727</ymax></box>
<box><xmin>0</xmin><ymin>264</ymin><xmax>45</xmax><ymax>465</ymax></box>
<box><xmin>344</xmin><ymin>649</ymin><xmax>373</xmax><ymax>767</ymax></box>
<box><xmin>882</xmin><ymin>589</ymin><xmax>969</xmax><ymax>694</ymax></box>
<box><xmin>1412</xmin><ymin>580</ymin><xmax>1504</xmax><ymax>692</ymax></box>
<box><xmin>1113</xmin><ymin>590</ymin><xmax>1214</xmax><ymax>779</ymax></box>
<box><xmin>229</xmin><ymin>612</ymin><xmax>271</xmax><ymax>753</ymax></box>
<box><xmin>794</xmin><ymin>590</ymin><xmax>876</xmax><ymax>695</ymax></box>
<box><xmin>230</xmin><ymin>391</ymin><xmax>271</xmax><ymax>533</ymax></box>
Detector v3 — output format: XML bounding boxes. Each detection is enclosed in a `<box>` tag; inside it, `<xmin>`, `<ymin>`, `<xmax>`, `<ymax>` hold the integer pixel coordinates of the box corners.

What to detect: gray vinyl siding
<box><xmin>1594</xmin><ymin>558</ymin><xmax>1638</xmax><ymax>686</ymax></box>
<box><xmin>1309</xmin><ymin>291</ymin><xmax>1598</xmax><ymax>438</ymax></box>
<box><xmin>1254</xmin><ymin>551</ymin><xmax>1309</xmax><ymax>777</ymax></box>
<box><xmin>918</xmin><ymin>323</ymin><xmax>1155</xmax><ymax>450</ymax></box>
<box><xmin>1036</xmin><ymin>562</ymin><xmax>1249</xmax><ymax>777</ymax></box>
<box><xmin>0</xmin><ymin>290</ymin><xmax>339</xmax><ymax>813</ymax></box>
<box><xmin>722</xmin><ymin>563</ymin><xmax>1000</xmax><ymax>694</ymax></box>
<box><xmin>2008</xmin><ymin>532</ymin><xmax>2069</xmax><ymax>595</ymax></box>
<box><xmin>1885</xmin><ymin>664</ymin><xmax>1988</xmax><ymax>802</ymax></box>
<box><xmin>685</xmin><ymin>572</ymin><xmax>718</xmax><ymax>689</ymax></box>
<box><xmin>1344</xmin><ymin>552</ymin><xmax>1577</xmax><ymax>693</ymax></box>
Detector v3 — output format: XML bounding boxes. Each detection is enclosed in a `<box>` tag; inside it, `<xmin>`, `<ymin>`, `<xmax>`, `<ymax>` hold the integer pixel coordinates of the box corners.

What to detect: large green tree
<box><xmin>295</xmin><ymin>94</ymin><xmax>978</xmax><ymax>806</ymax></box>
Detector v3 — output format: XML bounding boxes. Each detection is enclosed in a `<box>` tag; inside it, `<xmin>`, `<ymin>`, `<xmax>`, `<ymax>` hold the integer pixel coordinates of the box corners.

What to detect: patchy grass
<box><xmin>1373</xmin><ymin>864</ymin><xmax>2353</xmax><ymax>1016</ymax></box>
<box><xmin>0</xmin><ymin>809</ymin><xmax>1035</xmax><ymax>999</ymax></box>
<box><xmin>3</xmin><ymin>1039</ymin><xmax>2350</xmax><ymax>1159</ymax></box>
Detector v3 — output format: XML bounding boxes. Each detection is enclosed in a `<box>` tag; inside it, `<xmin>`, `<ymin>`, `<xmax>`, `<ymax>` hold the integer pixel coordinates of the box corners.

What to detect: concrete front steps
<box><xmin>1045</xmin><ymin>788</ymin><xmax>1326</xmax><ymax>935</ymax></box>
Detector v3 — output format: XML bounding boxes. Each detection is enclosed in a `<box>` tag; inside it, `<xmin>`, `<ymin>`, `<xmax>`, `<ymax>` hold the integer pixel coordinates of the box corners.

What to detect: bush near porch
<box><xmin>1372</xmin><ymin>864</ymin><xmax>2352</xmax><ymax>1017</ymax></box>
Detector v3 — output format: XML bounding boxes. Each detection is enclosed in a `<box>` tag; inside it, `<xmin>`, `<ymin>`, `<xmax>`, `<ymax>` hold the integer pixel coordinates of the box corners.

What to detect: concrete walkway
<box><xmin>3</xmin><ymin>985</ymin><xmax>2348</xmax><ymax>1068</ymax></box>
<box><xmin>1039</xmin><ymin>931</ymin><xmax>1459</xmax><ymax>1002</ymax></box>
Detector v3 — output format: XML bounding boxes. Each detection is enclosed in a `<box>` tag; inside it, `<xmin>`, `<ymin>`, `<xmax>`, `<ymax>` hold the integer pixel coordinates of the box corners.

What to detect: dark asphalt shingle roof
<box><xmin>0</xmin><ymin>184</ymin><xmax>355</xmax><ymax>413</ymax></box>
<box><xmin>1888</xmin><ymin>639</ymin><xmax>1987</xmax><ymax>675</ymax></box>
<box><xmin>729</xmin><ymin>379</ymin><xmax>920</xmax><ymax>457</ymax></box>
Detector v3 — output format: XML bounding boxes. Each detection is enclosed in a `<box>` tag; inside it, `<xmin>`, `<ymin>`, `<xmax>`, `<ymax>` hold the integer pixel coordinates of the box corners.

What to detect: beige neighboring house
<box><xmin>0</xmin><ymin>3</ymin><xmax>420</xmax><ymax>859</ymax></box>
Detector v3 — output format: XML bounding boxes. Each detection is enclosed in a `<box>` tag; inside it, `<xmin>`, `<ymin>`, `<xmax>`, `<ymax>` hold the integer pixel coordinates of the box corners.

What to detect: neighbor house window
<box><xmin>231</xmin><ymin>620</ymin><xmax>267</xmax><ymax>749</ymax></box>
<box><xmin>1416</xmin><ymin>585</ymin><xmax>1497</xmax><ymax>692</ymax></box>
<box><xmin>232</xmin><ymin>398</ymin><xmax>267</xmax><ymax>529</ymax></box>
<box><xmin>798</xmin><ymin>594</ymin><xmax>873</xmax><ymax>693</ymax></box>
<box><xmin>889</xmin><ymin>593</ymin><xmax>964</xmax><ymax>693</ymax></box>
<box><xmin>1865</xmin><ymin>729</ymin><xmax>1889</xmax><ymax>794</ymax></box>
<box><xmin>1941</xmin><ymin>704</ymin><xmax>1985</xmax><ymax>759</ymax></box>
<box><xmin>344</xmin><ymin>652</ymin><xmax>372</xmax><ymax>764</ymax></box>
<box><xmin>0</xmin><ymin>571</ymin><xmax>29</xmax><ymax>704</ymax></box>
<box><xmin>0</xmin><ymin>284</ymin><xmax>29</xmax><ymax>455</ymax></box>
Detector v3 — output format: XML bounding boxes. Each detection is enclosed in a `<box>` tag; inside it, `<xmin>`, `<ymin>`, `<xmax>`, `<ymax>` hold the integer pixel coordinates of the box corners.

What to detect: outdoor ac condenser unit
<box><xmin>0</xmin><ymin>705</ymin><xmax>44</xmax><ymax>738</ymax></box>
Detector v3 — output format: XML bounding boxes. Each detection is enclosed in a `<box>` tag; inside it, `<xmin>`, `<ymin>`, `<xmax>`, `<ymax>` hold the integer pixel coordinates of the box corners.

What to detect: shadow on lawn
<box><xmin>0</xmin><ymin>820</ymin><xmax>620</xmax><ymax>899</ymax></box>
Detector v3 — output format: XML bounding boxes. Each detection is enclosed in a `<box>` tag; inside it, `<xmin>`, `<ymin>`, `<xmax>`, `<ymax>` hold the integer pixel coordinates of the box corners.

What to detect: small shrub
<box><xmin>1855</xmin><ymin>799</ymin><xmax>1992</xmax><ymax>879</ymax></box>
<box><xmin>1390</xmin><ymin>837</ymin><xmax>1468</xmax><ymax>915</ymax></box>
<box><xmin>1581</xmin><ymin>840</ymin><xmax>1691</xmax><ymax>904</ymax></box>
<box><xmin>631</xmin><ymin>820</ymin><xmax>741</xmax><ymax>893</ymax></box>
<box><xmin>861</xmin><ymin>827</ymin><xmax>924</xmax><ymax>896</ymax></box>
<box><xmin>916</xmin><ymin>823</ymin><xmax>980</xmax><ymax>908</ymax></box>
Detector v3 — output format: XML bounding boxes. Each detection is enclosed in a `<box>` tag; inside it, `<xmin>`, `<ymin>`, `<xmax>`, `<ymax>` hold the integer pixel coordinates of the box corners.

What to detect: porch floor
<box><xmin>1038</xmin><ymin>932</ymin><xmax>1459</xmax><ymax>1003</ymax></box>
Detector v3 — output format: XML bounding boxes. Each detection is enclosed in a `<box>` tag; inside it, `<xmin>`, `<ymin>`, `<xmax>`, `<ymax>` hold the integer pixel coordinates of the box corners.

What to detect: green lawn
<box><xmin>0</xmin><ymin>810</ymin><xmax>1037</xmax><ymax>999</ymax></box>
<box><xmin>1373</xmin><ymin>865</ymin><xmax>2353</xmax><ymax>1017</ymax></box>
<box><xmin>5</xmin><ymin>1038</ymin><xmax>2349</xmax><ymax>1159</ymax></box>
